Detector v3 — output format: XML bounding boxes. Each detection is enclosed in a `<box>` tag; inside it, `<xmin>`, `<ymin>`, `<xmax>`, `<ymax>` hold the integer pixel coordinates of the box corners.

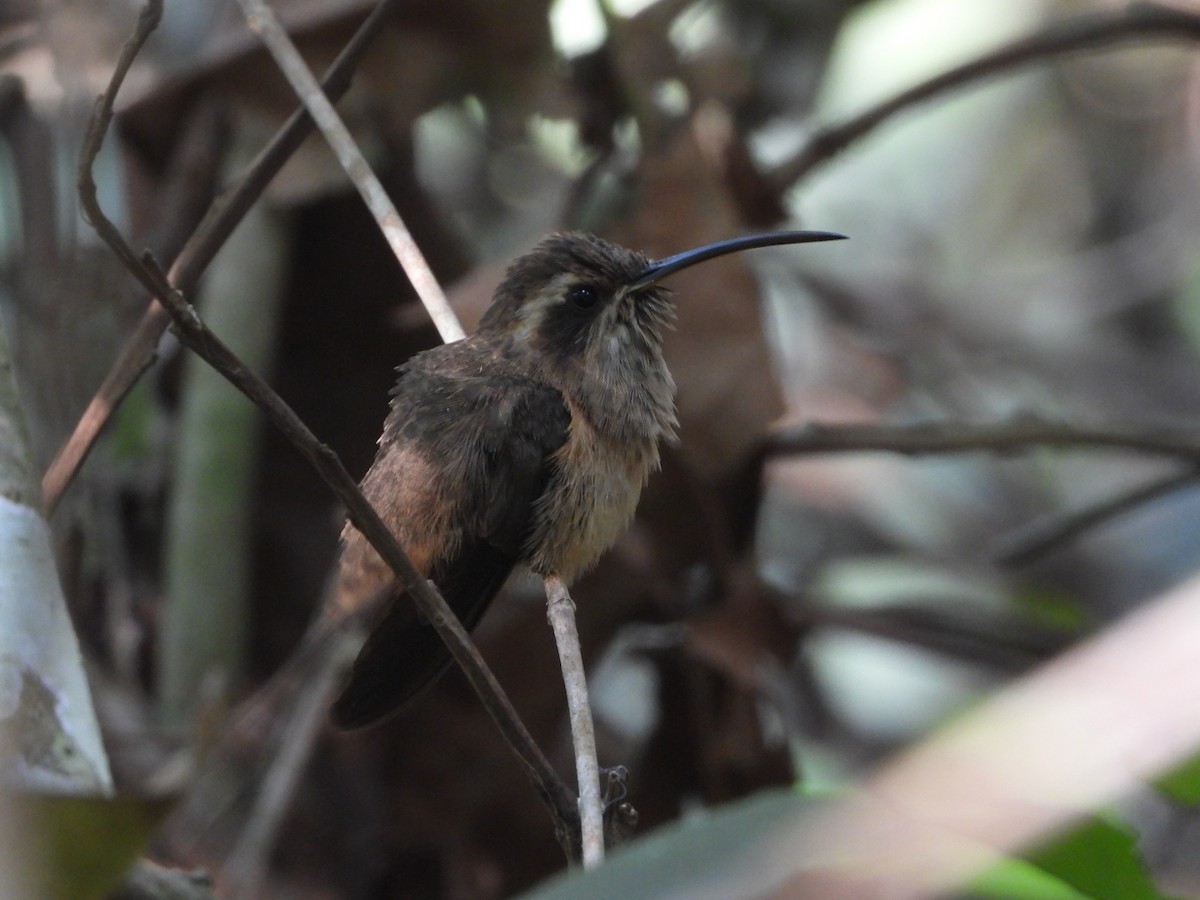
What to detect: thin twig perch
<box><xmin>545</xmin><ymin>576</ymin><xmax>605</xmax><ymax>868</ymax></box>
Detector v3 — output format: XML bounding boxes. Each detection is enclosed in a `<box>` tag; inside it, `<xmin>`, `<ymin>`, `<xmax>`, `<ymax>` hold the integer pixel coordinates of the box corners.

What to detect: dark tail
<box><xmin>330</xmin><ymin>541</ymin><xmax>518</xmax><ymax>729</ymax></box>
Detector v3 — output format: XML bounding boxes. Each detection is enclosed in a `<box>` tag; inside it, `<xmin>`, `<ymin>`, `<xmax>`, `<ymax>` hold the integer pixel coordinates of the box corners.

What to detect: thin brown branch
<box><xmin>235</xmin><ymin>0</ymin><xmax>464</xmax><ymax>342</ymax></box>
<box><xmin>771</xmin><ymin>4</ymin><xmax>1200</xmax><ymax>188</ymax></box>
<box><xmin>42</xmin><ymin>0</ymin><xmax>405</xmax><ymax>514</ymax></box>
<box><xmin>545</xmin><ymin>576</ymin><xmax>605</xmax><ymax>869</ymax></box>
<box><xmin>994</xmin><ymin>468</ymin><xmax>1199</xmax><ymax>566</ymax></box>
<box><xmin>76</xmin><ymin>3</ymin><xmax>579</xmax><ymax>857</ymax></box>
<box><xmin>764</xmin><ymin>418</ymin><xmax>1200</xmax><ymax>462</ymax></box>
<box><xmin>75</xmin><ymin>0</ymin><xmax>167</xmax><ymax>300</ymax></box>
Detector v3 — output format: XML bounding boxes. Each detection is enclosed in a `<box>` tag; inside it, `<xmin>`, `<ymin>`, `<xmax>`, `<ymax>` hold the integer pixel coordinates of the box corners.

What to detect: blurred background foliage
<box><xmin>5</xmin><ymin>0</ymin><xmax>1200</xmax><ymax>896</ymax></box>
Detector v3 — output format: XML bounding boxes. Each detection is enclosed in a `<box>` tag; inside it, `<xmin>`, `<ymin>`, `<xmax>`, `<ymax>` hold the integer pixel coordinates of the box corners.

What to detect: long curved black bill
<box><xmin>628</xmin><ymin>230</ymin><xmax>847</xmax><ymax>291</ymax></box>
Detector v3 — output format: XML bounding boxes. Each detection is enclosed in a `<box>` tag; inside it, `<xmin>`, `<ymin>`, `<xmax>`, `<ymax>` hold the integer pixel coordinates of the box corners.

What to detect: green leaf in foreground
<box><xmin>9</xmin><ymin>794</ymin><xmax>174</xmax><ymax>900</ymax></box>
<box><xmin>519</xmin><ymin>788</ymin><xmax>805</xmax><ymax>900</ymax></box>
<box><xmin>968</xmin><ymin>857</ymin><xmax>1091</xmax><ymax>899</ymax></box>
<box><xmin>1156</xmin><ymin>752</ymin><xmax>1200</xmax><ymax>806</ymax></box>
<box><xmin>969</xmin><ymin>815</ymin><xmax>1168</xmax><ymax>900</ymax></box>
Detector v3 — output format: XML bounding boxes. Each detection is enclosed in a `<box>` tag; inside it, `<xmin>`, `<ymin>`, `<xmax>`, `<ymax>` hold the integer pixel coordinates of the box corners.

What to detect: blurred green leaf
<box><xmin>1156</xmin><ymin>752</ymin><xmax>1200</xmax><ymax>806</ymax></box>
<box><xmin>522</xmin><ymin>791</ymin><xmax>1171</xmax><ymax>900</ymax></box>
<box><xmin>520</xmin><ymin>788</ymin><xmax>806</xmax><ymax>899</ymax></box>
<box><xmin>106</xmin><ymin>378</ymin><xmax>157</xmax><ymax>463</ymax></box>
<box><xmin>1023</xmin><ymin>815</ymin><xmax>1166</xmax><ymax>900</ymax></box>
<box><xmin>15</xmin><ymin>794</ymin><xmax>173</xmax><ymax>900</ymax></box>
<box><xmin>970</xmin><ymin>815</ymin><xmax>1168</xmax><ymax>900</ymax></box>
<box><xmin>1011</xmin><ymin>585</ymin><xmax>1090</xmax><ymax>633</ymax></box>
<box><xmin>968</xmin><ymin>857</ymin><xmax>1092</xmax><ymax>899</ymax></box>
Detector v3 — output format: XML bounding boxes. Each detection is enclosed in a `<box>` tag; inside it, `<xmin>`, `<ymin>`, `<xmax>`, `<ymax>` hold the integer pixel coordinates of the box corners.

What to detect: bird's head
<box><xmin>478</xmin><ymin>229</ymin><xmax>846</xmax><ymax>374</ymax></box>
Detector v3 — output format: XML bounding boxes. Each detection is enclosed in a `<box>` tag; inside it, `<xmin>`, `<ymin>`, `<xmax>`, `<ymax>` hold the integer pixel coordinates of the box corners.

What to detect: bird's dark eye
<box><xmin>567</xmin><ymin>284</ymin><xmax>599</xmax><ymax>310</ymax></box>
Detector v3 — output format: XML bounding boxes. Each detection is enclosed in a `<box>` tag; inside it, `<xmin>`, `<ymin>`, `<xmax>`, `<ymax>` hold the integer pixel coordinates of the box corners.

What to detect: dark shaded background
<box><xmin>5</xmin><ymin>0</ymin><xmax>1200</xmax><ymax>896</ymax></box>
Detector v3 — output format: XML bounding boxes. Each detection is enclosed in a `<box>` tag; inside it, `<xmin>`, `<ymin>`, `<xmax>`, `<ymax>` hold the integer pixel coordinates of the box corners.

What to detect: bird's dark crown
<box><xmin>480</xmin><ymin>232</ymin><xmax>651</xmax><ymax>330</ymax></box>
<box><xmin>476</xmin><ymin>232</ymin><xmax>673</xmax><ymax>374</ymax></box>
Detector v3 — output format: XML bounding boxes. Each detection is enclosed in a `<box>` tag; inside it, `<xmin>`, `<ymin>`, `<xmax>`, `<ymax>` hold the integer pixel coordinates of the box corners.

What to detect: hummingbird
<box><xmin>330</xmin><ymin>229</ymin><xmax>845</xmax><ymax>729</ymax></box>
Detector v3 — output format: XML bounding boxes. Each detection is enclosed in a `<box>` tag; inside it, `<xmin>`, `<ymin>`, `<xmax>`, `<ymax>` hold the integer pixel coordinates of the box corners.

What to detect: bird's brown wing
<box><xmin>331</xmin><ymin>372</ymin><xmax>570</xmax><ymax>729</ymax></box>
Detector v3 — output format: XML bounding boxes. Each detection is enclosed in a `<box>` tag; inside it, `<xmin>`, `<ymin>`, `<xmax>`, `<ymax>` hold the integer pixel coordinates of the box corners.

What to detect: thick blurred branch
<box><xmin>0</xmin><ymin>76</ymin><xmax>56</xmax><ymax>267</ymax></box>
<box><xmin>42</xmin><ymin>0</ymin><xmax>405</xmax><ymax>514</ymax></box>
<box><xmin>76</xmin><ymin>0</ymin><xmax>579</xmax><ymax>857</ymax></box>
<box><xmin>772</xmin><ymin>4</ymin><xmax>1200</xmax><ymax>188</ymax></box>
<box><xmin>159</xmin><ymin>195</ymin><xmax>290</xmax><ymax>723</ymax></box>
